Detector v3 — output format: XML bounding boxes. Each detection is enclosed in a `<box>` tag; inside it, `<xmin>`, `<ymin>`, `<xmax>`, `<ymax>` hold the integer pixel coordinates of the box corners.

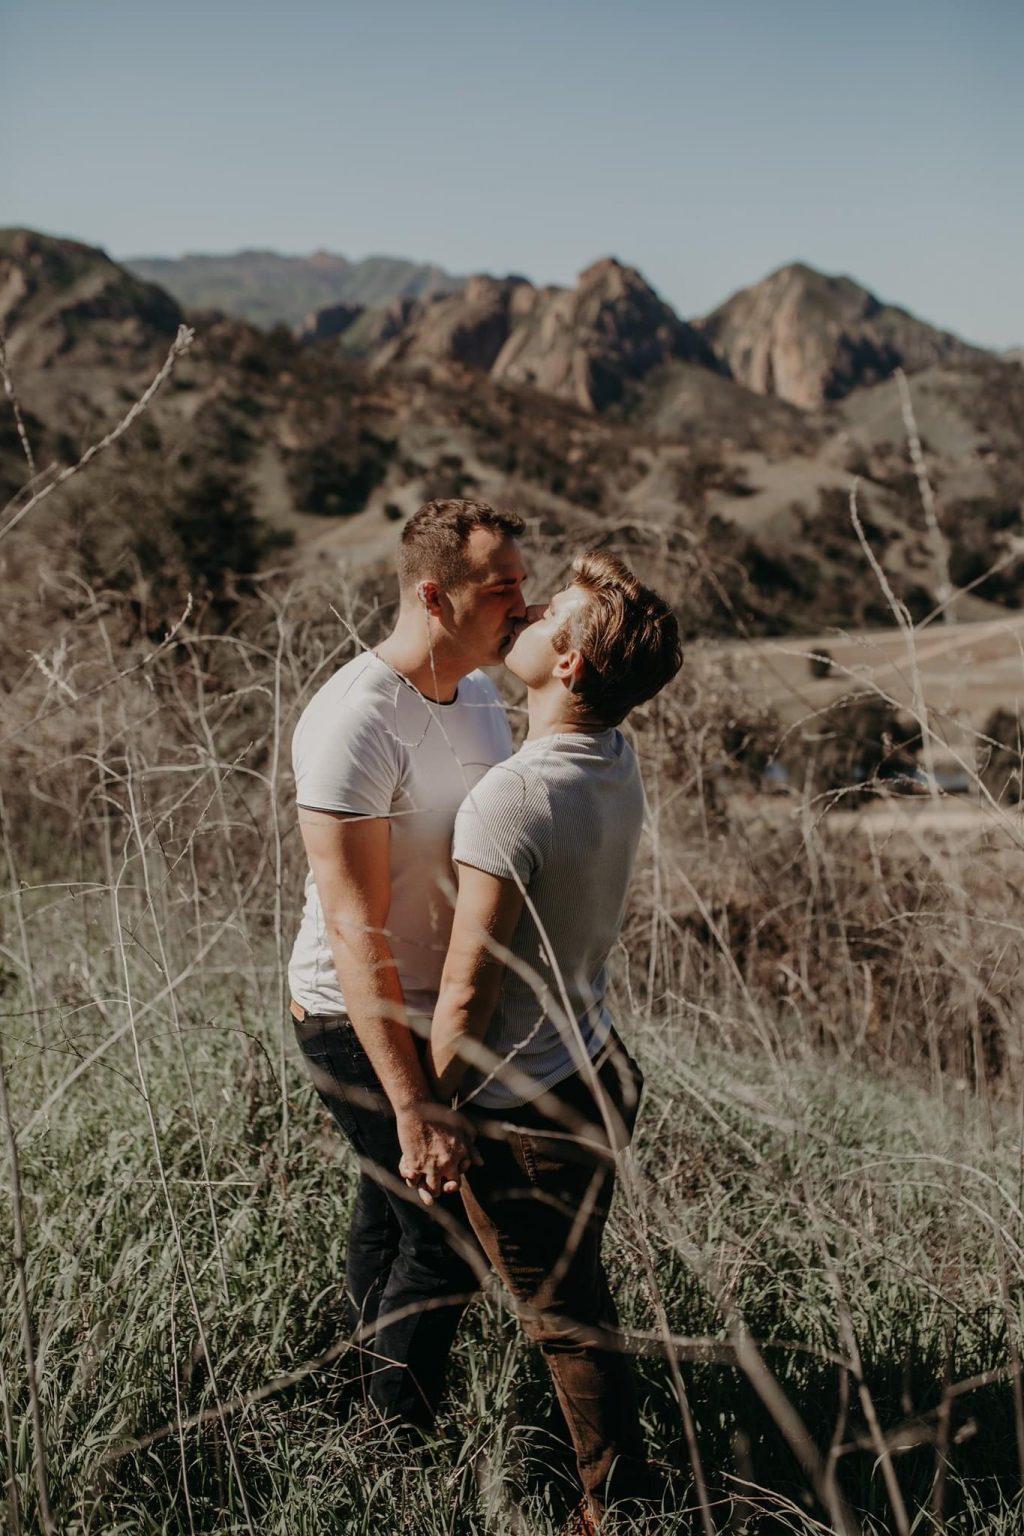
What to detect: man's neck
<box><xmin>375</xmin><ymin>614</ymin><xmax>468</xmax><ymax>704</ymax></box>
<box><xmin>525</xmin><ymin>686</ymin><xmax>598</xmax><ymax>741</ymax></box>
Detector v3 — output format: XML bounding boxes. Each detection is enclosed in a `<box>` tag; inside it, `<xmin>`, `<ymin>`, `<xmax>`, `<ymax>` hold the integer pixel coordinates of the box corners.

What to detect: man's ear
<box><xmin>416</xmin><ymin>580</ymin><xmax>443</xmax><ymax>616</ymax></box>
<box><xmin>553</xmin><ymin>648</ymin><xmax>586</xmax><ymax>693</ymax></box>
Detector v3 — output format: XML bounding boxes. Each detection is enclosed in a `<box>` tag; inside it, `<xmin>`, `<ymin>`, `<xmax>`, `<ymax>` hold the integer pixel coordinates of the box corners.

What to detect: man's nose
<box><xmin>509</xmin><ymin>587</ymin><xmax>528</xmax><ymax>619</ymax></box>
<box><xmin>524</xmin><ymin>603</ymin><xmax>546</xmax><ymax>624</ymax></box>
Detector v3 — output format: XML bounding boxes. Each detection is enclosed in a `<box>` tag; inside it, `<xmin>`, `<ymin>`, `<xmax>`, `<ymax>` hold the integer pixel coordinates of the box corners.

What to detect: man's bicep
<box><xmin>298</xmin><ymin>808</ymin><xmax>391</xmax><ymax>926</ymax></box>
<box><xmin>447</xmin><ymin>862</ymin><xmax>525</xmax><ymax>978</ymax></box>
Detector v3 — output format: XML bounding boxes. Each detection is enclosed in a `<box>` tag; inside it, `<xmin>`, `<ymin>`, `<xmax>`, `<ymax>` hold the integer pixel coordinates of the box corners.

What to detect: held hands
<box><xmin>396</xmin><ymin>1100</ymin><xmax>482</xmax><ymax>1206</ymax></box>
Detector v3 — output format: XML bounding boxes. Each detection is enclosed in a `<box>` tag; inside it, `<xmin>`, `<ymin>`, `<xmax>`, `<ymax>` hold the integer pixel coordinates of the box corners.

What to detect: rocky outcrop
<box><xmin>351</xmin><ymin>258</ymin><xmax>721</xmax><ymax>412</ymax></box>
<box><xmin>696</xmin><ymin>262</ymin><xmax>989</xmax><ymax>410</ymax></box>
<box><xmin>372</xmin><ymin>274</ymin><xmax>529</xmax><ymax>374</ymax></box>
<box><xmin>336</xmin><ymin>296</ymin><xmax>419</xmax><ymax>358</ymax></box>
<box><xmin>489</xmin><ymin>257</ymin><xmax>719</xmax><ymax>410</ymax></box>
<box><xmin>296</xmin><ymin>301</ymin><xmax>364</xmax><ymax>344</ymax></box>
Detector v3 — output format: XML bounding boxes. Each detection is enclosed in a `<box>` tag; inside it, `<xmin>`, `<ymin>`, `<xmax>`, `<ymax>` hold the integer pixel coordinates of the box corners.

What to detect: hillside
<box><xmin>696</xmin><ymin>261</ymin><xmax>991</xmax><ymax>409</ymax></box>
<box><xmin>0</xmin><ymin>227</ymin><xmax>182</xmax><ymax>372</ymax></box>
<box><xmin>3</xmin><ymin>230</ymin><xmax>1023</xmax><ymax>646</ymax></box>
<box><xmin>124</xmin><ymin>247</ymin><xmax>461</xmax><ymax>328</ymax></box>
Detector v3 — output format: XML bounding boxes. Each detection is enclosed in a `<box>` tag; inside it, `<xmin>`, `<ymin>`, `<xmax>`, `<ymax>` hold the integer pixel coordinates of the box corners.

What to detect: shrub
<box><xmin>286</xmin><ymin>431</ymin><xmax>394</xmax><ymax>517</ymax></box>
<box><xmin>807</xmin><ymin>696</ymin><xmax>922</xmax><ymax>799</ymax></box>
<box><xmin>979</xmin><ymin>708</ymin><xmax>1024</xmax><ymax>803</ymax></box>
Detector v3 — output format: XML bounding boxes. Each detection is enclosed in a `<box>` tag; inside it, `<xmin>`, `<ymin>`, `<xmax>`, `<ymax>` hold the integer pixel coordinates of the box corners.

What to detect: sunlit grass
<box><xmin>2</xmin><ymin>954</ymin><xmax>1020</xmax><ymax>1533</ymax></box>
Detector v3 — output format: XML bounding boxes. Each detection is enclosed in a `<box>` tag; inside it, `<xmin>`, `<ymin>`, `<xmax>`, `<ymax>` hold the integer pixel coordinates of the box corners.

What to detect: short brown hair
<box><xmin>398</xmin><ymin>499</ymin><xmax>525</xmax><ymax>590</ymax></box>
<box><xmin>553</xmin><ymin>551</ymin><xmax>682</xmax><ymax>727</ymax></box>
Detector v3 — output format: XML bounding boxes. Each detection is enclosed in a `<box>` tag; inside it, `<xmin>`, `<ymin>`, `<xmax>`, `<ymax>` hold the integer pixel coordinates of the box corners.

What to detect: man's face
<box><xmin>447</xmin><ymin>529</ymin><xmax>529</xmax><ymax>666</ymax></box>
<box><xmin>503</xmin><ymin>583</ymin><xmax>588</xmax><ymax>687</ymax></box>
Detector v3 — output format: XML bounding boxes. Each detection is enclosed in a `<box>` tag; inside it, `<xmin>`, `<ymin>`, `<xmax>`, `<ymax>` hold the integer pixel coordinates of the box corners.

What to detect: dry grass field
<box><xmin>1</xmin><ymin>554</ymin><xmax>1024</xmax><ymax>1535</ymax></box>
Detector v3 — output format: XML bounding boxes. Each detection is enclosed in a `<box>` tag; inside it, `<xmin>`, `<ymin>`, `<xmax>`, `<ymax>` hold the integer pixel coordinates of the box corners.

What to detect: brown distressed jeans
<box><xmin>461</xmin><ymin>1031</ymin><xmax>650</xmax><ymax>1523</ymax></box>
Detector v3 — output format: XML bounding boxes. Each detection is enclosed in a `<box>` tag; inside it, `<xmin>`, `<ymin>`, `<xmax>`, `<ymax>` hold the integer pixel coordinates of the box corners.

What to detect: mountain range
<box><xmin>3</xmin><ymin>225</ymin><xmax>1022</xmax><ymax>644</ymax></box>
<box><xmin>125</xmin><ymin>243</ymin><xmax>992</xmax><ymax>413</ymax></box>
<box><xmin>126</xmin><ymin>249</ymin><xmax>460</xmax><ymax>329</ymax></box>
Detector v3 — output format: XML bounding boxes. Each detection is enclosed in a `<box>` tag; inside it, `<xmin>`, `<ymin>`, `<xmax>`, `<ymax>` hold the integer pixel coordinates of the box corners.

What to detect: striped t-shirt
<box><xmin>451</xmin><ymin>728</ymin><xmax>644</xmax><ymax>1110</ymax></box>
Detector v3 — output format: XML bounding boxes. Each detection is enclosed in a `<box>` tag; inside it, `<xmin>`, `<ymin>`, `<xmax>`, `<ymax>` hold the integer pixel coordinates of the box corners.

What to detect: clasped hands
<box><xmin>396</xmin><ymin>1101</ymin><xmax>482</xmax><ymax>1206</ymax></box>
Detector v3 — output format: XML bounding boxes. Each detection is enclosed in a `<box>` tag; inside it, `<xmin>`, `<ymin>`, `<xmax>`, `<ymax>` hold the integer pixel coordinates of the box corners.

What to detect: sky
<box><xmin>2</xmin><ymin>0</ymin><xmax>1021</xmax><ymax>347</ymax></box>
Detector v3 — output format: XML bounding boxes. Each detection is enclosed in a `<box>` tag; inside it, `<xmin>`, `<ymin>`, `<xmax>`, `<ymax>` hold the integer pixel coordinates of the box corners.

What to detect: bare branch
<box><xmin>0</xmin><ymin>323</ymin><xmax>195</xmax><ymax>543</ymax></box>
<box><xmin>0</xmin><ymin>324</ymin><xmax>36</xmax><ymax>476</ymax></box>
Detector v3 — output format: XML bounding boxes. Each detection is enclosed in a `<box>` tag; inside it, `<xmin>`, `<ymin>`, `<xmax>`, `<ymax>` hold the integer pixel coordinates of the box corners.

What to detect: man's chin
<box><xmin>500</xmin><ymin>639</ymin><xmax>527</xmax><ymax>677</ymax></box>
<box><xmin>494</xmin><ymin>630</ymin><xmax>521</xmax><ymax>666</ymax></box>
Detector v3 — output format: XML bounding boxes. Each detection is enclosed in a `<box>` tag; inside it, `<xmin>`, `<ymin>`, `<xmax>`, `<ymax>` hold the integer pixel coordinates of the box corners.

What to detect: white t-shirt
<box><xmin>288</xmin><ymin>652</ymin><xmax>513</xmax><ymax>1019</ymax></box>
<box><xmin>452</xmin><ymin>728</ymin><xmax>644</xmax><ymax>1109</ymax></box>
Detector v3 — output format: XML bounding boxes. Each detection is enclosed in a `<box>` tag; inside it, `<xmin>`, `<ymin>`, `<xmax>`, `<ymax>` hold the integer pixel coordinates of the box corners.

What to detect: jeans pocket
<box><xmin>299</xmin><ymin>1047</ymin><xmax>358</xmax><ymax>1138</ymax></box>
<box><xmin>300</xmin><ymin>1025</ymin><xmax>389</xmax><ymax>1136</ymax></box>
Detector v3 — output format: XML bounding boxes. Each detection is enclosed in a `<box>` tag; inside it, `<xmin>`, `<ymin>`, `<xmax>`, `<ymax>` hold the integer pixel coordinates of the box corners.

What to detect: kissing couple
<box><xmin>288</xmin><ymin>499</ymin><xmax>681</xmax><ymax>1532</ymax></box>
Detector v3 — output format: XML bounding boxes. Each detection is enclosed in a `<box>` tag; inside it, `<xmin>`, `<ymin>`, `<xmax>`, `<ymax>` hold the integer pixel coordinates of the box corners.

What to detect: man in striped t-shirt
<box><xmin>427</xmin><ymin>551</ymin><xmax>682</xmax><ymax>1530</ymax></box>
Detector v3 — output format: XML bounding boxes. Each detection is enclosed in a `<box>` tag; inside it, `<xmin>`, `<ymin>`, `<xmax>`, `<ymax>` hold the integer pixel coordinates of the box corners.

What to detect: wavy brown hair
<box><xmin>553</xmin><ymin>550</ymin><xmax>683</xmax><ymax>727</ymax></box>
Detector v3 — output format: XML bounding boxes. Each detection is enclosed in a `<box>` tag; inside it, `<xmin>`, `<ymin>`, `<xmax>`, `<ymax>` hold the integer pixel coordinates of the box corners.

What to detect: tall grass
<box><xmin>2</xmin><ymin>379</ymin><xmax>1024</xmax><ymax>1532</ymax></box>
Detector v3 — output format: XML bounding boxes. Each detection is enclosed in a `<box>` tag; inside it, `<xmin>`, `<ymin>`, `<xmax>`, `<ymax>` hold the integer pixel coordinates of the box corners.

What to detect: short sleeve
<box><xmin>293</xmin><ymin>702</ymin><xmax>401</xmax><ymax>817</ymax></box>
<box><xmin>453</xmin><ymin>763</ymin><xmax>547</xmax><ymax>885</ymax></box>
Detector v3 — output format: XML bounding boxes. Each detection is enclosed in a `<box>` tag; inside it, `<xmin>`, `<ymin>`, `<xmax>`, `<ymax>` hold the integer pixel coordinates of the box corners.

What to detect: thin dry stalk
<box><xmin>0</xmin><ymin>1032</ymin><xmax>55</xmax><ymax>1533</ymax></box>
<box><xmin>0</xmin><ymin>325</ymin><xmax>36</xmax><ymax>476</ymax></box>
<box><xmin>268</xmin><ymin>599</ymin><xmax>290</xmax><ymax>1156</ymax></box>
<box><xmin>823</xmin><ymin>1364</ymin><xmax>852</xmax><ymax>1526</ymax></box>
<box><xmin>0</xmin><ymin>1342</ymin><xmax>23</xmax><ymax>1533</ymax></box>
<box><xmin>0</xmin><ymin>786</ymin><xmax>46</xmax><ymax>1084</ymax></box>
<box><xmin>895</xmin><ymin>367</ymin><xmax>954</xmax><ymax>622</ymax></box>
<box><xmin>725</xmin><ymin>1316</ymin><xmax>861</xmax><ymax>1536</ymax></box>
<box><xmin>168</xmin><ymin>1272</ymin><xmax>197</xmax><ymax>1536</ymax></box>
<box><xmin>809</xmin><ymin>1200</ymin><xmax>910</xmax><ymax>1535</ymax></box>
<box><xmin>929</xmin><ymin>1334</ymin><xmax>953</xmax><ymax>1529</ymax></box>
<box><xmin>997</xmin><ymin>1240</ymin><xmax>1024</xmax><ymax>1489</ymax></box>
<box><xmin>125</xmin><ymin>751</ymin><xmax>231</xmax><ymax>1304</ymax></box>
<box><xmin>0</xmin><ymin>592</ymin><xmax>194</xmax><ymax>752</ymax></box>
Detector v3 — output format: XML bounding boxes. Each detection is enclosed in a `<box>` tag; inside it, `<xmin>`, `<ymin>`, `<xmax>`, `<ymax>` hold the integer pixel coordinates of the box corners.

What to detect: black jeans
<box><xmin>293</xmin><ymin>1011</ymin><xmax>484</xmax><ymax>1429</ymax></box>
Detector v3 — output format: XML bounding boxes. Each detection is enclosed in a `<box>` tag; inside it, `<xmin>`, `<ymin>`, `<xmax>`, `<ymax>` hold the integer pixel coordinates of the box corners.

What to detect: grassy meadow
<box><xmin>2</xmin><ymin>536</ymin><xmax>1024</xmax><ymax>1536</ymax></box>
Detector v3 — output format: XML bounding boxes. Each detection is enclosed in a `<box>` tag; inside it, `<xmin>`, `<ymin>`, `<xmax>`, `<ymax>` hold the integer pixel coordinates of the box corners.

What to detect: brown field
<box><xmin>711</xmin><ymin>613</ymin><xmax>1024</xmax><ymax>738</ymax></box>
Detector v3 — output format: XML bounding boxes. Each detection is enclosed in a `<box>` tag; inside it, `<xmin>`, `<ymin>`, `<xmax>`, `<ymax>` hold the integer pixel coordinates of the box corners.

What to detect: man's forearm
<box><xmin>427</xmin><ymin>867</ymin><xmax>523</xmax><ymax>1101</ymax></box>
<box><xmin>429</xmin><ymin>981</ymin><xmax>499</xmax><ymax>1100</ymax></box>
<box><xmin>325</xmin><ymin>925</ymin><xmax>431</xmax><ymax>1113</ymax></box>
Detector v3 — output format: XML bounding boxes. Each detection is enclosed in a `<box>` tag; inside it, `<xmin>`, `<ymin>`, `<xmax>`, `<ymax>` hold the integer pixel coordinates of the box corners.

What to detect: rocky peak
<box><xmin>697</xmin><ymin>261</ymin><xmax>988</xmax><ymax>409</ymax></box>
<box><xmin>307</xmin><ymin>249</ymin><xmax>350</xmax><ymax>269</ymax></box>
<box><xmin>490</xmin><ymin>256</ymin><xmax>720</xmax><ymax>411</ymax></box>
<box><xmin>577</xmin><ymin>255</ymin><xmax>635</xmax><ymax>292</ymax></box>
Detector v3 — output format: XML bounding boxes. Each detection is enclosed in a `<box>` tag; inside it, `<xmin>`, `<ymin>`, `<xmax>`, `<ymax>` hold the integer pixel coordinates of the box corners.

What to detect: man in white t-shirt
<box><xmin>429</xmin><ymin>551</ymin><xmax>682</xmax><ymax>1526</ymax></box>
<box><xmin>288</xmin><ymin>498</ymin><xmax>528</xmax><ymax>1430</ymax></box>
